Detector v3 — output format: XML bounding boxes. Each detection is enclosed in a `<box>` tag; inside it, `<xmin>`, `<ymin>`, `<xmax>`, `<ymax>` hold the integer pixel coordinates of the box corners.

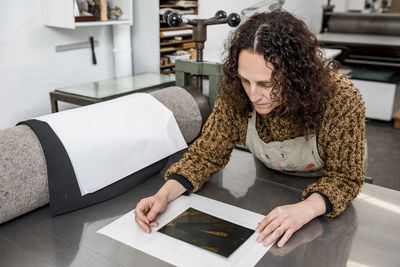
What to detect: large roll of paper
<box><xmin>0</xmin><ymin>87</ymin><xmax>204</xmax><ymax>224</ymax></box>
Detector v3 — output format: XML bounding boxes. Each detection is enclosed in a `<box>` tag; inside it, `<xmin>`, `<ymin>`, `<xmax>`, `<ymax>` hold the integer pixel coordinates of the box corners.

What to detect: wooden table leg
<box><xmin>50</xmin><ymin>92</ymin><xmax>59</xmax><ymax>113</ymax></box>
<box><xmin>49</xmin><ymin>91</ymin><xmax>98</xmax><ymax>113</ymax></box>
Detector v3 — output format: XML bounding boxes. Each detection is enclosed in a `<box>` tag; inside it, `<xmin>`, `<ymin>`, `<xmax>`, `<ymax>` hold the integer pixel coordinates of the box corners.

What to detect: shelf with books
<box><xmin>159</xmin><ymin>0</ymin><xmax>198</xmax><ymax>73</ymax></box>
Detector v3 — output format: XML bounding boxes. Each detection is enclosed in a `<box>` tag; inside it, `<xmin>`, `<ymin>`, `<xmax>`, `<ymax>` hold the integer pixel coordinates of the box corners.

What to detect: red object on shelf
<box><xmin>75</xmin><ymin>16</ymin><xmax>97</xmax><ymax>22</ymax></box>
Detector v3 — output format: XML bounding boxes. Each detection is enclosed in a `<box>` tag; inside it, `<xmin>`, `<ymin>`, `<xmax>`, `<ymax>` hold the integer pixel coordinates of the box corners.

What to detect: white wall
<box><xmin>0</xmin><ymin>1</ymin><xmax>116</xmax><ymax>129</ymax></box>
<box><xmin>131</xmin><ymin>0</ymin><xmax>160</xmax><ymax>74</ymax></box>
<box><xmin>198</xmin><ymin>0</ymin><xmax>327</xmax><ymax>62</ymax></box>
<box><xmin>331</xmin><ymin>0</ymin><xmax>358</xmax><ymax>12</ymax></box>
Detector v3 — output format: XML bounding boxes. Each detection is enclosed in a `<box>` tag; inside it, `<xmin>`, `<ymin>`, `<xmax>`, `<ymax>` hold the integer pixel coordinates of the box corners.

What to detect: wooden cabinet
<box><xmin>159</xmin><ymin>0</ymin><xmax>198</xmax><ymax>73</ymax></box>
<box><xmin>41</xmin><ymin>0</ymin><xmax>132</xmax><ymax>29</ymax></box>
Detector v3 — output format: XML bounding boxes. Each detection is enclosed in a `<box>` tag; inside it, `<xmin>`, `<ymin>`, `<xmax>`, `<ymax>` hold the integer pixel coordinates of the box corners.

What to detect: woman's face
<box><xmin>238</xmin><ymin>49</ymin><xmax>281</xmax><ymax>114</ymax></box>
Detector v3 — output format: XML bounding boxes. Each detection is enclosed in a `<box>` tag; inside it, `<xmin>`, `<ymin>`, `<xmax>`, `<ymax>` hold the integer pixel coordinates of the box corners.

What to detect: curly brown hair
<box><xmin>219</xmin><ymin>10</ymin><xmax>339</xmax><ymax>135</ymax></box>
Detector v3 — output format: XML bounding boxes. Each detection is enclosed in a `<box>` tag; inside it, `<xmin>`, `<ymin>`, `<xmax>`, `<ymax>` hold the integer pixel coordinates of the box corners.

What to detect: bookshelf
<box><xmin>159</xmin><ymin>0</ymin><xmax>198</xmax><ymax>73</ymax></box>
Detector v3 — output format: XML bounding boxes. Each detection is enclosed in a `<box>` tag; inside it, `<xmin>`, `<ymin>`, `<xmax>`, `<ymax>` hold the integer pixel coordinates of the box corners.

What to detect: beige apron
<box><xmin>245</xmin><ymin>109</ymin><xmax>324</xmax><ymax>177</ymax></box>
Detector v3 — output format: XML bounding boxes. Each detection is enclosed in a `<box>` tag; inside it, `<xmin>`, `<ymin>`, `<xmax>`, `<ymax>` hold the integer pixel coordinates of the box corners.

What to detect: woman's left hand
<box><xmin>256</xmin><ymin>193</ymin><xmax>326</xmax><ymax>248</ymax></box>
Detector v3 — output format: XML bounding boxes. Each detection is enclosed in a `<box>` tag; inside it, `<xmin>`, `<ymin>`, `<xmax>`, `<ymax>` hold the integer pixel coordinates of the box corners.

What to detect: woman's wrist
<box><xmin>303</xmin><ymin>192</ymin><xmax>327</xmax><ymax>218</ymax></box>
<box><xmin>156</xmin><ymin>179</ymin><xmax>187</xmax><ymax>202</ymax></box>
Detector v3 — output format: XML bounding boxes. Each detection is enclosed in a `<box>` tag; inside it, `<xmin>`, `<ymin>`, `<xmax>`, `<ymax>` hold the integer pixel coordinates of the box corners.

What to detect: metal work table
<box><xmin>1</xmin><ymin>149</ymin><xmax>399</xmax><ymax>266</ymax></box>
<box><xmin>49</xmin><ymin>73</ymin><xmax>175</xmax><ymax>113</ymax></box>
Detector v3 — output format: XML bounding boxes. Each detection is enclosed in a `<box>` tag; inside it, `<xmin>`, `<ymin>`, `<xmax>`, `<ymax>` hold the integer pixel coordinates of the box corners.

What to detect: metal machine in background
<box><xmin>162</xmin><ymin>10</ymin><xmax>240</xmax><ymax>110</ymax></box>
<box><xmin>319</xmin><ymin>2</ymin><xmax>400</xmax><ymax>122</ymax></box>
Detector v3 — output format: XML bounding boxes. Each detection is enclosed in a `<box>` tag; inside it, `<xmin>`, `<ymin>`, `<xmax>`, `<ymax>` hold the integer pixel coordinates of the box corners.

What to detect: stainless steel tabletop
<box><xmin>1</xmin><ymin>149</ymin><xmax>399</xmax><ymax>267</ymax></box>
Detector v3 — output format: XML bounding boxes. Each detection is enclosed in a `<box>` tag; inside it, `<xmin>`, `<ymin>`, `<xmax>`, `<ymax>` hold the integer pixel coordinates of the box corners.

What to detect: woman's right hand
<box><xmin>133</xmin><ymin>179</ymin><xmax>188</xmax><ymax>233</ymax></box>
<box><xmin>134</xmin><ymin>193</ymin><xmax>168</xmax><ymax>233</ymax></box>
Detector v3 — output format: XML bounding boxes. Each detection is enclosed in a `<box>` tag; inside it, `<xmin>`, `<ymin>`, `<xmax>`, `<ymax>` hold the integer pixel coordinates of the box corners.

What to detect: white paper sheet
<box><xmin>37</xmin><ymin>93</ymin><xmax>187</xmax><ymax>195</ymax></box>
<box><xmin>97</xmin><ymin>194</ymin><xmax>273</xmax><ymax>267</ymax></box>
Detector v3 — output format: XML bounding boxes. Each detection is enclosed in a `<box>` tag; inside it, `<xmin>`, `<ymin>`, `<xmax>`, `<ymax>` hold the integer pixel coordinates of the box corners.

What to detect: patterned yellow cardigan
<box><xmin>166</xmin><ymin>71</ymin><xmax>366</xmax><ymax>218</ymax></box>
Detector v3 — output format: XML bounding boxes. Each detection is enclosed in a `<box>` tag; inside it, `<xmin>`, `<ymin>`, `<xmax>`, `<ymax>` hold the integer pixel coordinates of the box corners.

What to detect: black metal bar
<box><xmin>89</xmin><ymin>37</ymin><xmax>97</xmax><ymax>65</ymax></box>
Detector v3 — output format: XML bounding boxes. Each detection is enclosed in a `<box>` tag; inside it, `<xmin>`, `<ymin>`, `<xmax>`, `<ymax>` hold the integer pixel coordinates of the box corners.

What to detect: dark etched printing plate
<box><xmin>158</xmin><ymin>207</ymin><xmax>254</xmax><ymax>257</ymax></box>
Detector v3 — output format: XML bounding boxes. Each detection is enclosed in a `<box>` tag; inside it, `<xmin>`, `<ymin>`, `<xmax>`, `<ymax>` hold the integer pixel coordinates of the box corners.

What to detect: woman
<box><xmin>134</xmin><ymin>10</ymin><xmax>366</xmax><ymax>248</ymax></box>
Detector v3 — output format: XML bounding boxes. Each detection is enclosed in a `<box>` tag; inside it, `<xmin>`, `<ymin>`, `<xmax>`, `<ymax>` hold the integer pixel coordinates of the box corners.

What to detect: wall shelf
<box><xmin>160</xmin><ymin>33</ymin><xmax>192</xmax><ymax>38</ymax></box>
<box><xmin>75</xmin><ymin>19</ymin><xmax>131</xmax><ymax>27</ymax></box>
<box><xmin>160</xmin><ymin>47</ymin><xmax>194</xmax><ymax>53</ymax></box>
<box><xmin>42</xmin><ymin>0</ymin><xmax>133</xmax><ymax>29</ymax></box>
<box><xmin>160</xmin><ymin>26</ymin><xmax>193</xmax><ymax>31</ymax></box>
<box><xmin>160</xmin><ymin>63</ymin><xmax>175</xmax><ymax>69</ymax></box>
<box><xmin>160</xmin><ymin>39</ymin><xmax>194</xmax><ymax>46</ymax></box>
<box><xmin>160</xmin><ymin>4</ymin><xmax>197</xmax><ymax>8</ymax></box>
